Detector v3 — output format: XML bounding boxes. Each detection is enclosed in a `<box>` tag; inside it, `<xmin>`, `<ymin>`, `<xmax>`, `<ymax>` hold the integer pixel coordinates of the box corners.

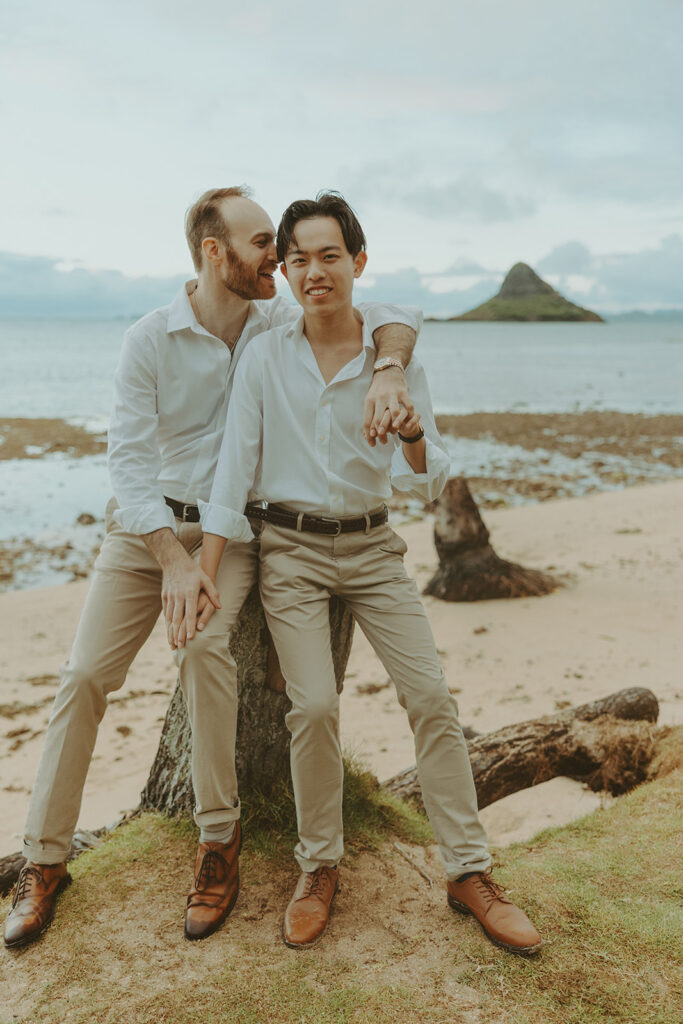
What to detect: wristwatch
<box><xmin>373</xmin><ymin>356</ymin><xmax>404</xmax><ymax>374</ymax></box>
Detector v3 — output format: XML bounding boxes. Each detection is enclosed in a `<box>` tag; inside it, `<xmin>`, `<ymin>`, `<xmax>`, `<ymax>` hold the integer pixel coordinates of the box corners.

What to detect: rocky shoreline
<box><xmin>1</xmin><ymin>411</ymin><xmax>681</xmax><ymax>590</ymax></box>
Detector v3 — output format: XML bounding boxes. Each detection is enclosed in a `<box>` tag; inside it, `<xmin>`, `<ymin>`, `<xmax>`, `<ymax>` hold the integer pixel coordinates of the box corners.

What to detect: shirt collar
<box><xmin>167</xmin><ymin>281</ymin><xmax>273</xmax><ymax>339</ymax></box>
<box><xmin>285</xmin><ymin>307</ymin><xmax>374</xmax><ymax>350</ymax></box>
<box><xmin>166</xmin><ymin>281</ymin><xmax>201</xmax><ymax>333</ymax></box>
<box><xmin>287</xmin><ymin>308</ymin><xmax>375</xmax><ymax>384</ymax></box>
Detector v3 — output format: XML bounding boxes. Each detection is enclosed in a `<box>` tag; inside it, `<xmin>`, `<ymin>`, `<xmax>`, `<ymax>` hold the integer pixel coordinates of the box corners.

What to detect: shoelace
<box><xmin>12</xmin><ymin>865</ymin><xmax>45</xmax><ymax>907</ymax></box>
<box><xmin>302</xmin><ymin>868</ymin><xmax>333</xmax><ymax>900</ymax></box>
<box><xmin>195</xmin><ymin>849</ymin><xmax>228</xmax><ymax>891</ymax></box>
<box><xmin>471</xmin><ymin>871</ymin><xmax>512</xmax><ymax>906</ymax></box>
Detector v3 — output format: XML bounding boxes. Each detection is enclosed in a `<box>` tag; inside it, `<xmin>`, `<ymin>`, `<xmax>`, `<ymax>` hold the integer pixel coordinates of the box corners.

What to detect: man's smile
<box><xmin>306</xmin><ymin>287</ymin><xmax>332</xmax><ymax>296</ymax></box>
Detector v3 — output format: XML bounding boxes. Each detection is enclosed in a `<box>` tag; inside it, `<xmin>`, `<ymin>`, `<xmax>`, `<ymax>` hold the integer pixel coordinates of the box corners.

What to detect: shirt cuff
<box><xmin>198</xmin><ymin>500</ymin><xmax>256</xmax><ymax>543</ymax></box>
<box><xmin>391</xmin><ymin>439</ymin><xmax>451</xmax><ymax>500</ymax></box>
<box><xmin>113</xmin><ymin>501</ymin><xmax>178</xmax><ymax>536</ymax></box>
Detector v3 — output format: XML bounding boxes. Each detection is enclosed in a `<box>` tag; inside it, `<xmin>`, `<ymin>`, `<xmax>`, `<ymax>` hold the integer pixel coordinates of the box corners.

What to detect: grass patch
<box><xmin>2</xmin><ymin>735</ymin><xmax>681</xmax><ymax>1024</ymax></box>
<box><xmin>240</xmin><ymin>751</ymin><xmax>432</xmax><ymax>863</ymax></box>
<box><xmin>459</xmin><ymin>760</ymin><xmax>683</xmax><ymax>1024</ymax></box>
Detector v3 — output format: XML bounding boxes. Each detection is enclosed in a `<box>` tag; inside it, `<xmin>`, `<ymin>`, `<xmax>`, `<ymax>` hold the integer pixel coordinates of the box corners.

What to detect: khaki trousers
<box><xmin>259</xmin><ymin>521</ymin><xmax>491</xmax><ymax>881</ymax></box>
<box><xmin>23</xmin><ymin>498</ymin><xmax>258</xmax><ymax>864</ymax></box>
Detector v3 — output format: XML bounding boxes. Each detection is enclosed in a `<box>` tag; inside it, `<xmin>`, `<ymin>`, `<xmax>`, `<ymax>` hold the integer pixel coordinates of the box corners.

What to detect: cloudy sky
<box><xmin>2</xmin><ymin>0</ymin><xmax>682</xmax><ymax>314</ymax></box>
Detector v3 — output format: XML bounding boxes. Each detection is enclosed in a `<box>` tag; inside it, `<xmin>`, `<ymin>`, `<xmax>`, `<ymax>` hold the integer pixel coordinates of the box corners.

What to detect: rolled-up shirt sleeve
<box><xmin>199</xmin><ymin>344</ymin><xmax>264</xmax><ymax>542</ymax></box>
<box><xmin>357</xmin><ymin>302</ymin><xmax>423</xmax><ymax>337</ymax></box>
<box><xmin>390</xmin><ymin>359</ymin><xmax>450</xmax><ymax>501</ymax></box>
<box><xmin>108</xmin><ymin>327</ymin><xmax>178</xmax><ymax>535</ymax></box>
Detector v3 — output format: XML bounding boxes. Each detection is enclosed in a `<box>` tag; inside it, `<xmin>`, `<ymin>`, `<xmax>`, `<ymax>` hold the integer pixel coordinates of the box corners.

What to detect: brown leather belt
<box><xmin>245</xmin><ymin>502</ymin><xmax>388</xmax><ymax>537</ymax></box>
<box><xmin>165</xmin><ymin>496</ymin><xmax>200</xmax><ymax>523</ymax></box>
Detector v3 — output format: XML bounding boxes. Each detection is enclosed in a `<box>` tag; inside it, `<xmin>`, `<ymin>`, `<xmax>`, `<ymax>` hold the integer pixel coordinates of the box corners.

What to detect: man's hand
<box><xmin>171</xmin><ymin>591</ymin><xmax>219</xmax><ymax>650</ymax></box>
<box><xmin>161</xmin><ymin>550</ymin><xmax>221</xmax><ymax>651</ymax></box>
<box><xmin>363</xmin><ymin>367</ymin><xmax>415</xmax><ymax>446</ymax></box>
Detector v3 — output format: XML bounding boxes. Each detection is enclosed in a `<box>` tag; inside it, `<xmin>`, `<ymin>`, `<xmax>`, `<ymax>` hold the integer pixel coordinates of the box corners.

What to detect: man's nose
<box><xmin>306</xmin><ymin>260</ymin><xmax>325</xmax><ymax>280</ymax></box>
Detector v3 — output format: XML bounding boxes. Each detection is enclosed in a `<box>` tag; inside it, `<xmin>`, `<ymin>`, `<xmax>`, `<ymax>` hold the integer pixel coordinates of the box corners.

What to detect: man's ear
<box><xmin>353</xmin><ymin>251</ymin><xmax>368</xmax><ymax>278</ymax></box>
<box><xmin>280</xmin><ymin>262</ymin><xmax>289</xmax><ymax>281</ymax></box>
<box><xmin>201</xmin><ymin>236</ymin><xmax>222</xmax><ymax>266</ymax></box>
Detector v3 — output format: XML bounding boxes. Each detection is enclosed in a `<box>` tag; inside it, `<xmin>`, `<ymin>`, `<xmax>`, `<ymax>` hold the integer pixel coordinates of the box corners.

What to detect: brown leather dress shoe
<box><xmin>184</xmin><ymin>821</ymin><xmax>242</xmax><ymax>941</ymax></box>
<box><xmin>447</xmin><ymin>870</ymin><xmax>542</xmax><ymax>956</ymax></box>
<box><xmin>4</xmin><ymin>861</ymin><xmax>72</xmax><ymax>949</ymax></box>
<box><xmin>283</xmin><ymin>865</ymin><xmax>339</xmax><ymax>949</ymax></box>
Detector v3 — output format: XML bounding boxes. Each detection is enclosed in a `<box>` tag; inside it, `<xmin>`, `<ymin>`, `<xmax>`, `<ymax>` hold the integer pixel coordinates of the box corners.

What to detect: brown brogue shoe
<box><xmin>184</xmin><ymin>821</ymin><xmax>242</xmax><ymax>941</ymax></box>
<box><xmin>283</xmin><ymin>865</ymin><xmax>339</xmax><ymax>949</ymax></box>
<box><xmin>447</xmin><ymin>870</ymin><xmax>542</xmax><ymax>956</ymax></box>
<box><xmin>4</xmin><ymin>861</ymin><xmax>71</xmax><ymax>949</ymax></box>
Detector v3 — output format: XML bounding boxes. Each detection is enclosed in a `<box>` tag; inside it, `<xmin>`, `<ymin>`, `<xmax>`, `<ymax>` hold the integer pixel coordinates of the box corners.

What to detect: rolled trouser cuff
<box><xmin>22</xmin><ymin>841</ymin><xmax>70</xmax><ymax>866</ymax></box>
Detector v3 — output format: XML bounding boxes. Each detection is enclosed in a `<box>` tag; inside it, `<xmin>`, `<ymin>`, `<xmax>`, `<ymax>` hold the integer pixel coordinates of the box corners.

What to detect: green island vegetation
<box><xmin>446</xmin><ymin>263</ymin><xmax>604</xmax><ymax>323</ymax></box>
<box><xmin>1</xmin><ymin>733</ymin><xmax>680</xmax><ymax>1024</ymax></box>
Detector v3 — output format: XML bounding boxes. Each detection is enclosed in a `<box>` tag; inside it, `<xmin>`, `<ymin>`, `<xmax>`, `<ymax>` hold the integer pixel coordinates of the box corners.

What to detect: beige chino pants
<box><xmin>259</xmin><ymin>521</ymin><xmax>491</xmax><ymax>881</ymax></box>
<box><xmin>23</xmin><ymin>498</ymin><xmax>257</xmax><ymax>864</ymax></box>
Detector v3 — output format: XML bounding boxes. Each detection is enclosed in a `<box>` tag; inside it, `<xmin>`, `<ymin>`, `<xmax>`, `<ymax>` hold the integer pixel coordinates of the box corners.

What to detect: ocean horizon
<box><xmin>2</xmin><ymin>318</ymin><xmax>682</xmax><ymax>425</ymax></box>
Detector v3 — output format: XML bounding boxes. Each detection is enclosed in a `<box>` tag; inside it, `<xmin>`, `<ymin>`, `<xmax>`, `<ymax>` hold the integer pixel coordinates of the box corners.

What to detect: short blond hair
<box><xmin>184</xmin><ymin>185</ymin><xmax>253</xmax><ymax>270</ymax></box>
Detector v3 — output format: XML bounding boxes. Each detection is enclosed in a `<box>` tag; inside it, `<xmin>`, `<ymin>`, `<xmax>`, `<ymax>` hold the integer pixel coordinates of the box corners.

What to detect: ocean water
<box><xmin>1</xmin><ymin>317</ymin><xmax>682</xmax><ymax>587</ymax></box>
<box><xmin>1</xmin><ymin>317</ymin><xmax>683</xmax><ymax>424</ymax></box>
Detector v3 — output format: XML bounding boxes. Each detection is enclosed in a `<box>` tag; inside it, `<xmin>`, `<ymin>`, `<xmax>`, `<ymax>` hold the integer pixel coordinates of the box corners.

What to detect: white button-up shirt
<box><xmin>107</xmin><ymin>282</ymin><xmax>423</xmax><ymax>535</ymax></box>
<box><xmin>200</xmin><ymin>312</ymin><xmax>450</xmax><ymax>542</ymax></box>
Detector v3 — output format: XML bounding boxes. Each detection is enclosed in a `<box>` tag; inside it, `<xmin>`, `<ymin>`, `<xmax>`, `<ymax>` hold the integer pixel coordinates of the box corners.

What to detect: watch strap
<box><xmin>398</xmin><ymin>427</ymin><xmax>425</xmax><ymax>444</ymax></box>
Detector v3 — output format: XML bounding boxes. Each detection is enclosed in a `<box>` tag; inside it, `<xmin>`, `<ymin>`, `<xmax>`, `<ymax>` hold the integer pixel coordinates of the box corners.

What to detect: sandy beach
<box><xmin>1</xmin><ymin>477</ymin><xmax>681</xmax><ymax>860</ymax></box>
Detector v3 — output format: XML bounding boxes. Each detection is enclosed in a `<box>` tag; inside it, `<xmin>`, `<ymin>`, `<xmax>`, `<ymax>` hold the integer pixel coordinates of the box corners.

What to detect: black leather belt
<box><xmin>245</xmin><ymin>502</ymin><xmax>388</xmax><ymax>537</ymax></box>
<box><xmin>165</xmin><ymin>496</ymin><xmax>200</xmax><ymax>523</ymax></box>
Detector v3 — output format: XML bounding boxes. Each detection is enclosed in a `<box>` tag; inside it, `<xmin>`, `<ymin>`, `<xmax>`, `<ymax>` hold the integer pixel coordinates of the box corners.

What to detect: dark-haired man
<box><xmin>3</xmin><ymin>187</ymin><xmax>421</xmax><ymax>949</ymax></box>
<box><xmin>196</xmin><ymin>193</ymin><xmax>543</xmax><ymax>955</ymax></box>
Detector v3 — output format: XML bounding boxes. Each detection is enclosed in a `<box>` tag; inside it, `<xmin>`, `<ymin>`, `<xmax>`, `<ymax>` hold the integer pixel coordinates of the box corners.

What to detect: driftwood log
<box><xmin>140</xmin><ymin>586</ymin><xmax>354</xmax><ymax>818</ymax></box>
<box><xmin>1</xmin><ymin>687</ymin><xmax>659</xmax><ymax>895</ymax></box>
<box><xmin>383</xmin><ymin>687</ymin><xmax>660</xmax><ymax>810</ymax></box>
<box><xmin>424</xmin><ymin>476</ymin><xmax>558</xmax><ymax>601</ymax></box>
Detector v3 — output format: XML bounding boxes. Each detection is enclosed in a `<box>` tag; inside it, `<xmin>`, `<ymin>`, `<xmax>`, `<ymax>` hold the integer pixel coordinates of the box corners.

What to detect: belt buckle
<box><xmin>320</xmin><ymin>517</ymin><xmax>342</xmax><ymax>537</ymax></box>
<box><xmin>182</xmin><ymin>504</ymin><xmax>193</xmax><ymax>522</ymax></box>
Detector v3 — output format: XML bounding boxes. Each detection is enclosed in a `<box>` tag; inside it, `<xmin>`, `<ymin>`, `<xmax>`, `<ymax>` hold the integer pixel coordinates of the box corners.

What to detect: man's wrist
<box><xmin>373</xmin><ymin>356</ymin><xmax>405</xmax><ymax>375</ymax></box>
<box><xmin>398</xmin><ymin>426</ymin><xmax>425</xmax><ymax>444</ymax></box>
<box><xmin>143</xmin><ymin>527</ymin><xmax>189</xmax><ymax>570</ymax></box>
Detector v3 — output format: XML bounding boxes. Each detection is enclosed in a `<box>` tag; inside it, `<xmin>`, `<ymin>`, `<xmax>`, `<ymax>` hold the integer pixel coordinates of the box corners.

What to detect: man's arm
<box><xmin>360</xmin><ymin>304</ymin><xmax>423</xmax><ymax>447</ymax></box>
<box><xmin>389</xmin><ymin>359</ymin><xmax>450</xmax><ymax>502</ymax></box>
<box><xmin>108</xmin><ymin>326</ymin><xmax>219</xmax><ymax>649</ymax></box>
<box><xmin>263</xmin><ymin>295</ymin><xmax>422</xmax><ymax>446</ymax></box>
<box><xmin>176</xmin><ymin>346</ymin><xmax>265</xmax><ymax>642</ymax></box>
<box><xmin>198</xmin><ymin>345</ymin><xmax>264</xmax><ymax>546</ymax></box>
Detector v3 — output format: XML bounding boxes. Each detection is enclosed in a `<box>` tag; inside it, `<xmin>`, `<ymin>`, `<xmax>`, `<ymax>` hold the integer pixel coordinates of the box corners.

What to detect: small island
<box><xmin>448</xmin><ymin>262</ymin><xmax>603</xmax><ymax>322</ymax></box>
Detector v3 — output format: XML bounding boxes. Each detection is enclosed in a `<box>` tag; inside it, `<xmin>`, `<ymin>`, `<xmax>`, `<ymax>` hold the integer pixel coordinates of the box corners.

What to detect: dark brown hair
<box><xmin>184</xmin><ymin>185</ymin><xmax>252</xmax><ymax>270</ymax></box>
<box><xmin>276</xmin><ymin>191</ymin><xmax>366</xmax><ymax>263</ymax></box>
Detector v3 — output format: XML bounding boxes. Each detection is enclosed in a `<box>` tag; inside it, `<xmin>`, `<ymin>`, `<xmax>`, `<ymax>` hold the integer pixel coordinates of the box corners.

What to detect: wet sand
<box><xmin>0</xmin><ymin>418</ymin><xmax>107</xmax><ymax>461</ymax></box>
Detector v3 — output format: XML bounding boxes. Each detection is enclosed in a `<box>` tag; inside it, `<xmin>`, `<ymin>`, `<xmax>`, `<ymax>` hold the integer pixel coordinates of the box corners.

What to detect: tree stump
<box><xmin>139</xmin><ymin>586</ymin><xmax>354</xmax><ymax>817</ymax></box>
<box><xmin>383</xmin><ymin>687</ymin><xmax>660</xmax><ymax>810</ymax></box>
<box><xmin>424</xmin><ymin>476</ymin><xmax>557</xmax><ymax>601</ymax></box>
